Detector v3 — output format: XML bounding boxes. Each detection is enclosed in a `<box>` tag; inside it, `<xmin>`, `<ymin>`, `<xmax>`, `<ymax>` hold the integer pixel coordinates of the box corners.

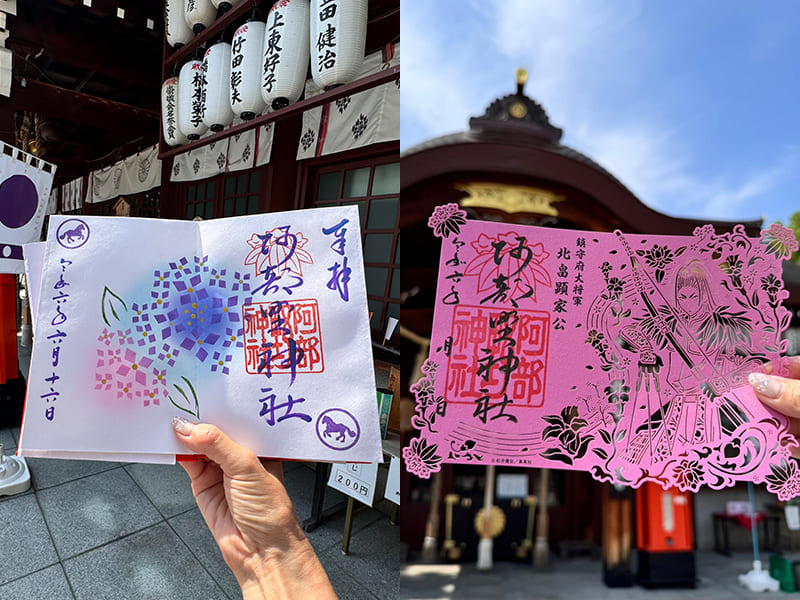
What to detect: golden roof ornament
<box><xmin>516</xmin><ymin>68</ymin><xmax>528</xmax><ymax>95</ymax></box>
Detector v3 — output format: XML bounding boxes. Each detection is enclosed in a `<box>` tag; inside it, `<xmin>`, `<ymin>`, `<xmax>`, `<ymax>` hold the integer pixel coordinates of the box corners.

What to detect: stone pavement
<box><xmin>401</xmin><ymin>552</ymin><xmax>797</xmax><ymax>600</ymax></box>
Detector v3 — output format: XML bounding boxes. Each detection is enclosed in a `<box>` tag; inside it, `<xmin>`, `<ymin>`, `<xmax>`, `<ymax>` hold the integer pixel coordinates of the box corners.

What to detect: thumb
<box><xmin>749</xmin><ymin>373</ymin><xmax>800</xmax><ymax>418</ymax></box>
<box><xmin>172</xmin><ymin>416</ymin><xmax>260</xmax><ymax>477</ymax></box>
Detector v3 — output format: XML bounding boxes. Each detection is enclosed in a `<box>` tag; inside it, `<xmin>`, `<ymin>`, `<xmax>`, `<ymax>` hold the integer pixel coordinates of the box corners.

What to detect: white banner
<box><xmin>297</xmin><ymin>43</ymin><xmax>399</xmax><ymax>160</ymax></box>
<box><xmin>87</xmin><ymin>144</ymin><xmax>162</xmax><ymax>204</ymax></box>
<box><xmin>0</xmin><ymin>143</ymin><xmax>56</xmax><ymax>273</ymax></box>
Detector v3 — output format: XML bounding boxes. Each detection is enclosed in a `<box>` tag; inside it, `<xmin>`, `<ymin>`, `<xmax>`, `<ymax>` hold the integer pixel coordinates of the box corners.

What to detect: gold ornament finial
<box><xmin>516</xmin><ymin>68</ymin><xmax>528</xmax><ymax>94</ymax></box>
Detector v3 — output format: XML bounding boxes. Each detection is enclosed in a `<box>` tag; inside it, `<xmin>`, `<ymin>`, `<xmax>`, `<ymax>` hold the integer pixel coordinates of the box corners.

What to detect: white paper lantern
<box><xmin>161</xmin><ymin>77</ymin><xmax>189</xmax><ymax>146</ymax></box>
<box><xmin>230</xmin><ymin>20</ymin><xmax>267</xmax><ymax>120</ymax></box>
<box><xmin>184</xmin><ymin>0</ymin><xmax>216</xmax><ymax>34</ymax></box>
<box><xmin>310</xmin><ymin>0</ymin><xmax>367</xmax><ymax>89</ymax></box>
<box><xmin>202</xmin><ymin>41</ymin><xmax>234</xmax><ymax>132</ymax></box>
<box><xmin>165</xmin><ymin>0</ymin><xmax>193</xmax><ymax>48</ymax></box>
<box><xmin>262</xmin><ymin>0</ymin><xmax>310</xmax><ymax>110</ymax></box>
<box><xmin>178</xmin><ymin>60</ymin><xmax>209</xmax><ymax>140</ymax></box>
<box><xmin>211</xmin><ymin>0</ymin><xmax>242</xmax><ymax>13</ymax></box>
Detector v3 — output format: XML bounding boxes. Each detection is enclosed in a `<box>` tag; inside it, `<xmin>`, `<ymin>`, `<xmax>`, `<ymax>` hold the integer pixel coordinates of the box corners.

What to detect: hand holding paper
<box><xmin>172</xmin><ymin>417</ymin><xmax>336</xmax><ymax>599</ymax></box>
<box><xmin>405</xmin><ymin>204</ymin><xmax>800</xmax><ymax>499</ymax></box>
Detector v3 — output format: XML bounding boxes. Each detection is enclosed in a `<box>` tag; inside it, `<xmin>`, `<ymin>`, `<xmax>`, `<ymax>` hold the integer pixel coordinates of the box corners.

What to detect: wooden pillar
<box><xmin>421</xmin><ymin>470</ymin><xmax>442</xmax><ymax>562</ymax></box>
<box><xmin>533</xmin><ymin>468</ymin><xmax>551</xmax><ymax>568</ymax></box>
<box><xmin>602</xmin><ymin>484</ymin><xmax>634</xmax><ymax>587</ymax></box>
<box><xmin>477</xmin><ymin>464</ymin><xmax>496</xmax><ymax>570</ymax></box>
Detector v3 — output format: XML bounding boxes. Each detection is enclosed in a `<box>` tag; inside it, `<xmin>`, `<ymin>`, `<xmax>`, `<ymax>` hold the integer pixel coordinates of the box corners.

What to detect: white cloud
<box><xmin>400</xmin><ymin>3</ymin><xmax>483</xmax><ymax>148</ymax></box>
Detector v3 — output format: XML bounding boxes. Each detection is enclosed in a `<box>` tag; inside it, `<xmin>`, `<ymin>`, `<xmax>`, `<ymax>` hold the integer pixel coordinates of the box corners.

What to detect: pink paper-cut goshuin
<box><xmin>404</xmin><ymin>203</ymin><xmax>800</xmax><ymax>500</ymax></box>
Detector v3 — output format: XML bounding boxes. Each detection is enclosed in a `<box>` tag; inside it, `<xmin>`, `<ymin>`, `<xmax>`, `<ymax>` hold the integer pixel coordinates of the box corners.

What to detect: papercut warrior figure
<box><xmin>624</xmin><ymin>260</ymin><xmax>752</xmax><ymax>462</ymax></box>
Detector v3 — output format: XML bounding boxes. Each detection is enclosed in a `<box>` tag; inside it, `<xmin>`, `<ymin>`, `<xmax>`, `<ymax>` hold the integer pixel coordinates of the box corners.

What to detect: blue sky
<box><xmin>401</xmin><ymin>1</ymin><xmax>800</xmax><ymax>226</ymax></box>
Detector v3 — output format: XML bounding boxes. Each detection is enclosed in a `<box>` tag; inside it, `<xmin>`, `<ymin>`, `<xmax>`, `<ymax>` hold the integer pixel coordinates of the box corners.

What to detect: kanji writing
<box><xmin>165</xmin><ymin>82</ymin><xmax>177</xmax><ymax>140</ymax></box>
<box><xmin>552</xmin><ymin>243</ymin><xmax>575</xmax><ymax>329</ymax></box>
<box><xmin>572</xmin><ymin>237</ymin><xmax>585</xmax><ymax>308</ymax></box>
<box><xmin>442</xmin><ymin>238</ymin><xmax>465</xmax><ymax>305</ymax></box>
<box><xmin>473</xmin><ymin>311</ymin><xmax>521</xmax><ymax>424</ymax></box>
<box><xmin>326</xmin><ymin>257</ymin><xmax>351</xmax><ymax>302</ymax></box>
<box><xmin>43</xmin><ymin>258</ymin><xmax>72</xmax><ymax>422</ymax></box>
<box><xmin>480</xmin><ymin>236</ymin><xmax>536</xmax><ymax>307</ymax></box>
<box><xmin>322</xmin><ymin>218</ymin><xmax>348</xmax><ymax>256</ymax></box>
<box><xmin>191</xmin><ymin>63</ymin><xmax>205</xmax><ymax>127</ymax></box>
<box><xmin>316</xmin><ymin>0</ymin><xmax>337</xmax><ymax>71</ymax></box>
<box><xmin>250</xmin><ymin>226</ymin><xmax>305</xmax><ymax>296</ymax></box>
<box><xmin>263</xmin><ymin>9</ymin><xmax>284</xmax><ymax>93</ymax></box>
<box><xmin>231</xmin><ymin>26</ymin><xmax>247</xmax><ymax>105</ymax></box>
<box><xmin>323</xmin><ymin>217</ymin><xmax>351</xmax><ymax>302</ymax></box>
<box><xmin>258</xmin><ymin>386</ymin><xmax>312</xmax><ymax>426</ymax></box>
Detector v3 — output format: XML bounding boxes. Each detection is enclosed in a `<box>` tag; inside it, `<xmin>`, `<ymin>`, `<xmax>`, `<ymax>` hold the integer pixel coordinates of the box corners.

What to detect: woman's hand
<box><xmin>749</xmin><ymin>358</ymin><xmax>800</xmax><ymax>458</ymax></box>
<box><xmin>172</xmin><ymin>416</ymin><xmax>337</xmax><ymax>600</ymax></box>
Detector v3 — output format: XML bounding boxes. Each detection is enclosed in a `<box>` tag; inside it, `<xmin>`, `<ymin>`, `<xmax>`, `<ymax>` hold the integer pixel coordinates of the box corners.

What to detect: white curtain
<box><xmin>87</xmin><ymin>144</ymin><xmax>162</xmax><ymax>204</ymax></box>
<box><xmin>254</xmin><ymin>123</ymin><xmax>275</xmax><ymax>168</ymax></box>
<box><xmin>296</xmin><ymin>43</ymin><xmax>399</xmax><ymax>160</ymax></box>
<box><xmin>170</xmin><ymin>118</ymin><xmax>275</xmax><ymax>182</ymax></box>
<box><xmin>170</xmin><ymin>136</ymin><xmax>230</xmax><ymax>182</ymax></box>
<box><xmin>61</xmin><ymin>176</ymin><xmax>83</xmax><ymax>212</ymax></box>
<box><xmin>46</xmin><ymin>187</ymin><xmax>58</xmax><ymax>215</ymax></box>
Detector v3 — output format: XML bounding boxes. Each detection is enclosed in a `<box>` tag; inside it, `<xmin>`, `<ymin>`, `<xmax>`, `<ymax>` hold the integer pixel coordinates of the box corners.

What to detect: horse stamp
<box><xmin>56</xmin><ymin>218</ymin><xmax>90</xmax><ymax>250</ymax></box>
<box><xmin>316</xmin><ymin>408</ymin><xmax>360</xmax><ymax>451</ymax></box>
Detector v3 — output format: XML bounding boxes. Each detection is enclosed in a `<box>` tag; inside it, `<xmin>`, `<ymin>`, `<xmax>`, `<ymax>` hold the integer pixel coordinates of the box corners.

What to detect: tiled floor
<box><xmin>0</xmin><ymin>343</ymin><xmax>401</xmax><ymax>599</ymax></box>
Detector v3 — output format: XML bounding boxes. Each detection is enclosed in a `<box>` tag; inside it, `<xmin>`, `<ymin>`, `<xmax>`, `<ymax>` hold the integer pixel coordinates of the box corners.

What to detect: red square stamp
<box><xmin>446</xmin><ymin>305</ymin><xmax>549</xmax><ymax>407</ymax></box>
<box><xmin>243</xmin><ymin>299</ymin><xmax>325</xmax><ymax>375</ymax></box>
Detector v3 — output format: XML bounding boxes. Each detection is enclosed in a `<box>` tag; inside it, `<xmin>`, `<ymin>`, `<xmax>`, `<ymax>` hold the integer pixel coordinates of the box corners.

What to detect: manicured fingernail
<box><xmin>171</xmin><ymin>416</ymin><xmax>196</xmax><ymax>435</ymax></box>
<box><xmin>749</xmin><ymin>373</ymin><xmax>784</xmax><ymax>399</ymax></box>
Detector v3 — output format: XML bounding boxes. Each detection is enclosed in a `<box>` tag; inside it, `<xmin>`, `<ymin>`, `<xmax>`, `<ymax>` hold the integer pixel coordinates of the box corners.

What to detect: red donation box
<box><xmin>635</xmin><ymin>481</ymin><xmax>696</xmax><ymax>588</ymax></box>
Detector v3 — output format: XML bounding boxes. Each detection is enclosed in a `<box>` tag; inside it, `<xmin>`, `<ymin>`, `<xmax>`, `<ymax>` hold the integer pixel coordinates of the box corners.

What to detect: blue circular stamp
<box><xmin>56</xmin><ymin>218</ymin><xmax>90</xmax><ymax>250</ymax></box>
<box><xmin>316</xmin><ymin>408</ymin><xmax>360</xmax><ymax>451</ymax></box>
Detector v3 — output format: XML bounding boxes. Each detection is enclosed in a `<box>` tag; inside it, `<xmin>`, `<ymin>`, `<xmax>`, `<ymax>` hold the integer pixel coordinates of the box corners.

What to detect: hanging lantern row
<box><xmin>161</xmin><ymin>0</ymin><xmax>368</xmax><ymax>146</ymax></box>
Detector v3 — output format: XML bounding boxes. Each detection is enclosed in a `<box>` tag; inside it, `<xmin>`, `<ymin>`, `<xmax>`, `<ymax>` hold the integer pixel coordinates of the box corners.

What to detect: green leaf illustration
<box><xmin>101</xmin><ymin>286</ymin><xmax>127</xmax><ymax>327</ymax></box>
<box><xmin>168</xmin><ymin>376</ymin><xmax>200</xmax><ymax>419</ymax></box>
<box><xmin>541</xmin><ymin>448</ymin><xmax>573</xmax><ymax>465</ymax></box>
